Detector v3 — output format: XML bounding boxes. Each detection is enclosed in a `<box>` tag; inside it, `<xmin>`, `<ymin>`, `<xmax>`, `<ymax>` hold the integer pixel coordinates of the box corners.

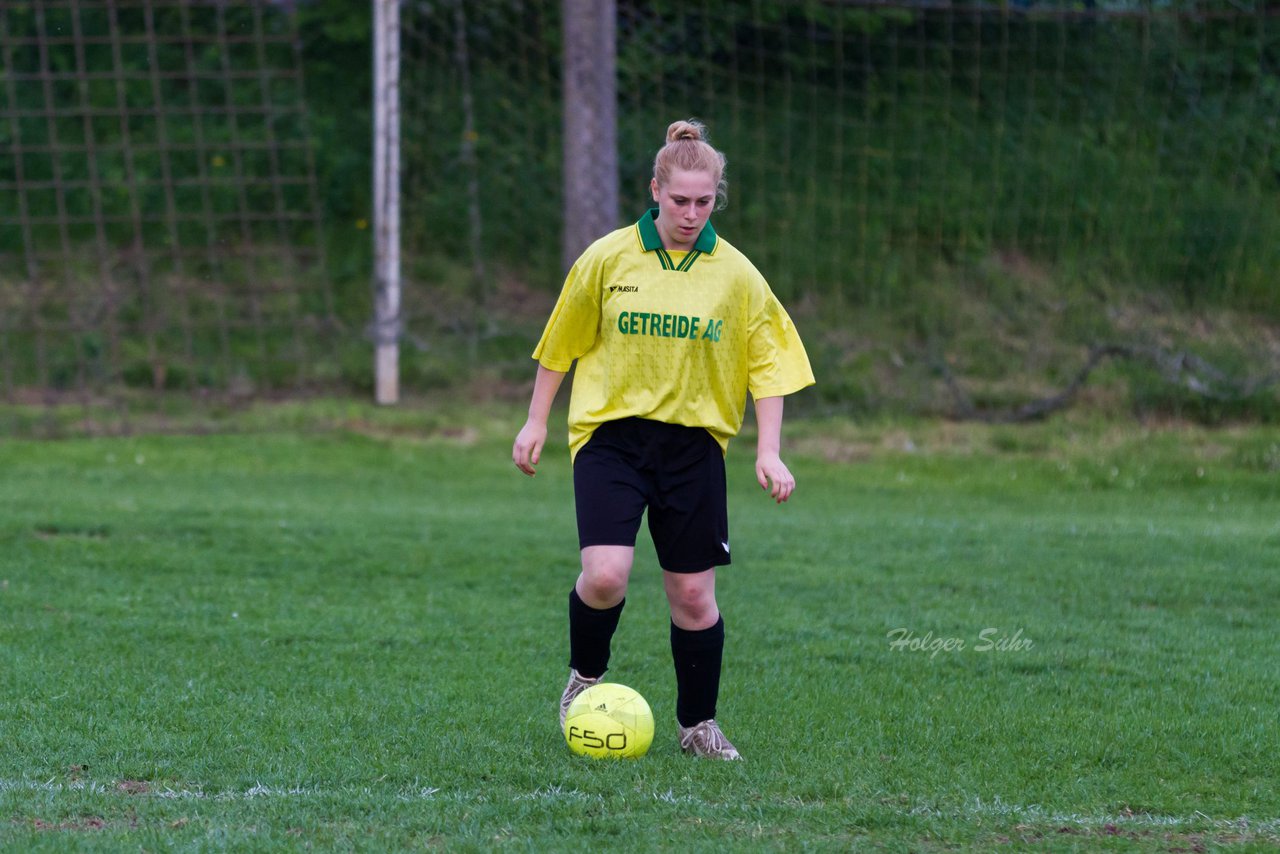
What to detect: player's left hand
<box><xmin>755</xmin><ymin>452</ymin><xmax>795</xmax><ymax>504</ymax></box>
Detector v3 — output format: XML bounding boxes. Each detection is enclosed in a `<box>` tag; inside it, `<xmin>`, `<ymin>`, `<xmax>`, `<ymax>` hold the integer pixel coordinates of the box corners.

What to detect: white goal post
<box><xmin>372</xmin><ymin>0</ymin><xmax>401</xmax><ymax>405</ymax></box>
<box><xmin>369</xmin><ymin>0</ymin><xmax>619</xmax><ymax>405</ymax></box>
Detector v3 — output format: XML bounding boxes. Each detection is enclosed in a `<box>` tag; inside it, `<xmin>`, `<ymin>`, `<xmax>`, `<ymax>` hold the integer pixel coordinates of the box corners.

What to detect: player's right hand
<box><xmin>512</xmin><ymin>419</ymin><xmax>547</xmax><ymax>476</ymax></box>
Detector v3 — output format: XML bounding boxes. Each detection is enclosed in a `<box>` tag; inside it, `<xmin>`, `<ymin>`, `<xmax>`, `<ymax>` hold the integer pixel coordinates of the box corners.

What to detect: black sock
<box><xmin>670</xmin><ymin>616</ymin><xmax>725</xmax><ymax>728</ymax></box>
<box><xmin>568</xmin><ymin>588</ymin><xmax>624</xmax><ymax>678</ymax></box>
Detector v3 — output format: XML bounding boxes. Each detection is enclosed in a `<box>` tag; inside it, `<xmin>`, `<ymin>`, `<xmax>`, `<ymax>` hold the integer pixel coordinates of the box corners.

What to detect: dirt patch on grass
<box><xmin>33</xmin><ymin>524</ymin><xmax>110</xmax><ymax>540</ymax></box>
<box><xmin>28</xmin><ymin>816</ymin><xmax>108</xmax><ymax>832</ymax></box>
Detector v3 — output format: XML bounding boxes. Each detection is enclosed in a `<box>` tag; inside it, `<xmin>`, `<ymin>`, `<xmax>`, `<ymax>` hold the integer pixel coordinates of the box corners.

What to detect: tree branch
<box><xmin>936</xmin><ymin>344</ymin><xmax>1280</xmax><ymax>423</ymax></box>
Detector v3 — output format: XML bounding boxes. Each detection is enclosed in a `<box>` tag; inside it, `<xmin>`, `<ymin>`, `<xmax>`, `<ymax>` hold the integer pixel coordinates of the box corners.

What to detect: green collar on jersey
<box><xmin>636</xmin><ymin>208</ymin><xmax>719</xmax><ymax>255</ymax></box>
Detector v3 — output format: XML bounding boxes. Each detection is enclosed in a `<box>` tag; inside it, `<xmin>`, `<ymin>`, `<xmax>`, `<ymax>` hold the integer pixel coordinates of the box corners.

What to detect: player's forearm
<box><xmin>527</xmin><ymin>364</ymin><xmax>567</xmax><ymax>424</ymax></box>
<box><xmin>754</xmin><ymin>395</ymin><xmax>785</xmax><ymax>457</ymax></box>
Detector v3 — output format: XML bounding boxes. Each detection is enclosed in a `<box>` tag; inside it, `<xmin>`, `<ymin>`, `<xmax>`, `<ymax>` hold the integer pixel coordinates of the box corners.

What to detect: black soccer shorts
<box><xmin>573</xmin><ymin>417</ymin><xmax>731</xmax><ymax>573</ymax></box>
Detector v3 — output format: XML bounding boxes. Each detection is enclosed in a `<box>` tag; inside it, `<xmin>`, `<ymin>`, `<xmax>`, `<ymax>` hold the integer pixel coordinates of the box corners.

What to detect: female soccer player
<box><xmin>512</xmin><ymin>119</ymin><xmax>814</xmax><ymax>760</ymax></box>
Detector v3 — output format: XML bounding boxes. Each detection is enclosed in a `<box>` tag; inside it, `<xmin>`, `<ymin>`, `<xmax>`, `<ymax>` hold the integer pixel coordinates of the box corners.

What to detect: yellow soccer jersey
<box><xmin>533</xmin><ymin>209</ymin><xmax>815</xmax><ymax>460</ymax></box>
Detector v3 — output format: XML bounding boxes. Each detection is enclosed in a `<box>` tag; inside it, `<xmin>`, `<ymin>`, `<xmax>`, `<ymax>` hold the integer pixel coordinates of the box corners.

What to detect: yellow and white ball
<box><xmin>563</xmin><ymin>683</ymin><xmax>654</xmax><ymax>759</ymax></box>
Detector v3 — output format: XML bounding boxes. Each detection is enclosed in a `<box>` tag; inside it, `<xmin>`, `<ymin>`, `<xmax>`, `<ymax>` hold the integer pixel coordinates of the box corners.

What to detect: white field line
<box><xmin>514</xmin><ymin>785</ymin><xmax>603</xmax><ymax>803</ymax></box>
<box><xmin>907</xmin><ymin>796</ymin><xmax>1280</xmax><ymax>835</ymax></box>
<box><xmin>3</xmin><ymin>779</ymin><xmax>1279</xmax><ymax>835</ymax></box>
<box><xmin>0</xmin><ymin>778</ymin><xmax>440</xmax><ymax>802</ymax></box>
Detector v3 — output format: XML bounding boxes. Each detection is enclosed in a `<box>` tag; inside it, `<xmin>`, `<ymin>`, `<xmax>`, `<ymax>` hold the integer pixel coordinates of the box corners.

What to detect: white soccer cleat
<box><xmin>559</xmin><ymin>668</ymin><xmax>601</xmax><ymax>729</ymax></box>
<box><xmin>678</xmin><ymin>718</ymin><xmax>742</xmax><ymax>760</ymax></box>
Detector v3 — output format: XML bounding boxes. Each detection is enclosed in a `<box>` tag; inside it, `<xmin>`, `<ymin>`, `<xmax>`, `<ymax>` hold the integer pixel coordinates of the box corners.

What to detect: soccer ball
<box><xmin>563</xmin><ymin>683</ymin><xmax>654</xmax><ymax>759</ymax></box>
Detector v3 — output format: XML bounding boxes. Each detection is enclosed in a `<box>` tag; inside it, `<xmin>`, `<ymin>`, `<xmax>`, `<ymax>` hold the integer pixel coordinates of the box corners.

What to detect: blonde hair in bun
<box><xmin>666</xmin><ymin>120</ymin><xmax>704</xmax><ymax>144</ymax></box>
<box><xmin>653</xmin><ymin>119</ymin><xmax>728</xmax><ymax>210</ymax></box>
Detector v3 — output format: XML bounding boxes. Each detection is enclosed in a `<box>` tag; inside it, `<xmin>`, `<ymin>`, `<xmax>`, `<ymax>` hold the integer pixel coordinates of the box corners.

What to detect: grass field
<box><xmin>1</xmin><ymin>404</ymin><xmax>1278</xmax><ymax>851</ymax></box>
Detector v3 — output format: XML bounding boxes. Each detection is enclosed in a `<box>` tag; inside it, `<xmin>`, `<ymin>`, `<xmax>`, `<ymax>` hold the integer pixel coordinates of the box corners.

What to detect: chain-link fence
<box><xmin>403</xmin><ymin>0</ymin><xmax>1278</xmax><ymax>308</ymax></box>
<box><xmin>1</xmin><ymin>0</ymin><xmax>331</xmax><ymax>429</ymax></box>
<box><xmin>3</xmin><ymin>1</ymin><xmax>1278</xmax><ymax>432</ymax></box>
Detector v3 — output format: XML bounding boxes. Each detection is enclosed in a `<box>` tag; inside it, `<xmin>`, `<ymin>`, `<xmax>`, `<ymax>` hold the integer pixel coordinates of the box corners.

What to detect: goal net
<box><xmin>0</xmin><ymin>0</ymin><xmax>330</xmax><ymax>423</ymax></box>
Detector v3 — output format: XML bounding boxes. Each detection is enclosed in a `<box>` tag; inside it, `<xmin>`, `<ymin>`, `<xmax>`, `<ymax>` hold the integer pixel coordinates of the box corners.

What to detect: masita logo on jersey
<box><xmin>616</xmin><ymin>310</ymin><xmax>723</xmax><ymax>342</ymax></box>
<box><xmin>608</xmin><ymin>283</ymin><xmax>639</xmax><ymax>293</ymax></box>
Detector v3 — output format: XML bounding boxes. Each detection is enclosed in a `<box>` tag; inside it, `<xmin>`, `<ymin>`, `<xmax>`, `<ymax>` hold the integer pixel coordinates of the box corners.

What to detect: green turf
<box><xmin>1</xmin><ymin>412</ymin><xmax>1278</xmax><ymax>851</ymax></box>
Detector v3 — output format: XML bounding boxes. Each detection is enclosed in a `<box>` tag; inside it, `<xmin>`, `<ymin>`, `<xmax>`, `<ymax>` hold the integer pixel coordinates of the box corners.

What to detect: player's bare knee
<box><xmin>666</xmin><ymin>579</ymin><xmax>718</xmax><ymax>627</ymax></box>
<box><xmin>578</xmin><ymin>549</ymin><xmax>632</xmax><ymax>606</ymax></box>
<box><xmin>579</xmin><ymin>571</ymin><xmax>627</xmax><ymax>605</ymax></box>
